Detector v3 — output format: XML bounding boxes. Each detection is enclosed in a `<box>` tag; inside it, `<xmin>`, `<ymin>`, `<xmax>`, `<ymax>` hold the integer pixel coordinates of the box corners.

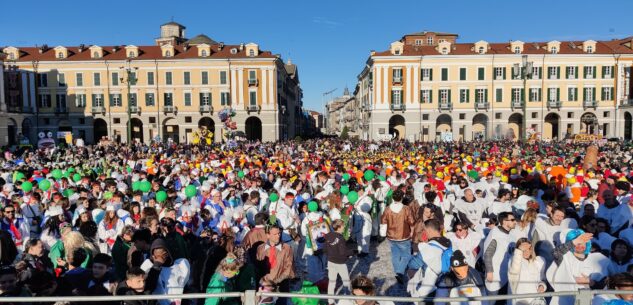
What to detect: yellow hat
<box><xmin>511</xmin><ymin>168</ymin><xmax>518</xmax><ymax>175</ymax></box>
<box><xmin>437</xmin><ymin>172</ymin><xmax>444</xmax><ymax>179</ymax></box>
<box><xmin>495</xmin><ymin>171</ymin><xmax>502</xmax><ymax>177</ymax></box>
<box><xmin>501</xmin><ymin>176</ymin><xmax>509</xmax><ymax>183</ymax></box>
<box><xmin>569</xmin><ymin>167</ymin><xmax>576</xmax><ymax>174</ymax></box>
<box><xmin>568</xmin><ymin>177</ymin><xmax>576</xmax><ymax>184</ymax></box>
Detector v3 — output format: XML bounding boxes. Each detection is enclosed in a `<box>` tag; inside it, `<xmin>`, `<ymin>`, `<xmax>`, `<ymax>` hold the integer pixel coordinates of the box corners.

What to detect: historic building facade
<box><xmin>1</xmin><ymin>22</ymin><xmax>303</xmax><ymax>145</ymax></box>
<box><xmin>356</xmin><ymin>31</ymin><xmax>633</xmax><ymax>141</ymax></box>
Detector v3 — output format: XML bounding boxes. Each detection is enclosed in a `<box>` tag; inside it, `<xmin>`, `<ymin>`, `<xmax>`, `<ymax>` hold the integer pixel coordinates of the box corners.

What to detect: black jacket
<box><xmin>324</xmin><ymin>231</ymin><xmax>352</xmax><ymax>264</ymax></box>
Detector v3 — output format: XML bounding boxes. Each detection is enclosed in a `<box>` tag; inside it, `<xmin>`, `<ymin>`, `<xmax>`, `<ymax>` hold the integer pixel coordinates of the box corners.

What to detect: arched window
<box><xmin>8</xmin><ymin>53</ymin><xmax>15</xmax><ymax>60</ymax></box>
<box><xmin>441</xmin><ymin>47</ymin><xmax>448</xmax><ymax>55</ymax></box>
<box><xmin>427</xmin><ymin>37</ymin><xmax>433</xmax><ymax>45</ymax></box>
<box><xmin>249</xmin><ymin>49</ymin><xmax>255</xmax><ymax>57</ymax></box>
<box><xmin>587</xmin><ymin>46</ymin><xmax>593</xmax><ymax>53</ymax></box>
<box><xmin>551</xmin><ymin>47</ymin><xmax>558</xmax><ymax>54</ymax></box>
<box><xmin>57</xmin><ymin>52</ymin><xmax>64</xmax><ymax>59</ymax></box>
<box><xmin>201</xmin><ymin>50</ymin><xmax>207</xmax><ymax>57</ymax></box>
<box><xmin>128</xmin><ymin>51</ymin><xmax>135</xmax><ymax>58</ymax></box>
<box><xmin>93</xmin><ymin>52</ymin><xmax>100</xmax><ymax>58</ymax></box>
<box><xmin>165</xmin><ymin>50</ymin><xmax>171</xmax><ymax>57</ymax></box>
<box><xmin>478</xmin><ymin>46</ymin><xmax>485</xmax><ymax>54</ymax></box>
<box><xmin>514</xmin><ymin>46</ymin><xmax>521</xmax><ymax>54</ymax></box>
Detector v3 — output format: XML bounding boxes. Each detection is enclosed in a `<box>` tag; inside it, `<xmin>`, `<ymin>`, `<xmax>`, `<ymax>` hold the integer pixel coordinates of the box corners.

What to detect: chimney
<box><xmin>239</xmin><ymin>43</ymin><xmax>244</xmax><ymax>51</ymax></box>
<box><xmin>79</xmin><ymin>44</ymin><xmax>85</xmax><ymax>52</ymax></box>
<box><xmin>218</xmin><ymin>42</ymin><xmax>224</xmax><ymax>50</ymax></box>
<box><xmin>112</xmin><ymin>46</ymin><xmax>119</xmax><ymax>52</ymax></box>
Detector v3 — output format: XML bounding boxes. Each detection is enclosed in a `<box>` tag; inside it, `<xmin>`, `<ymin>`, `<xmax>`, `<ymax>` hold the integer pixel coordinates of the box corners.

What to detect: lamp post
<box><xmin>120</xmin><ymin>62</ymin><xmax>138</xmax><ymax>144</ymax></box>
<box><xmin>513</xmin><ymin>55</ymin><xmax>533</xmax><ymax>141</ymax></box>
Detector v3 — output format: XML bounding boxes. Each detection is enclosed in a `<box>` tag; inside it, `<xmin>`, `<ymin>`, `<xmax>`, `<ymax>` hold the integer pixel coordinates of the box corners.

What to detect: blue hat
<box><xmin>566</xmin><ymin>229</ymin><xmax>591</xmax><ymax>255</ymax></box>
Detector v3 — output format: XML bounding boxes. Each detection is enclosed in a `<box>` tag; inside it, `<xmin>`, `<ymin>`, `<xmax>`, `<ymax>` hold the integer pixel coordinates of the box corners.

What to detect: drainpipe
<box><xmin>490</xmin><ymin>53</ymin><xmax>495</xmax><ymax>141</ymax></box>
<box><xmin>105</xmin><ymin>61</ymin><xmax>113</xmax><ymax>140</ymax></box>
<box><xmin>541</xmin><ymin>54</ymin><xmax>546</xmax><ymax>139</ymax></box>
<box><xmin>154</xmin><ymin>60</ymin><xmax>160</xmax><ymax>142</ymax></box>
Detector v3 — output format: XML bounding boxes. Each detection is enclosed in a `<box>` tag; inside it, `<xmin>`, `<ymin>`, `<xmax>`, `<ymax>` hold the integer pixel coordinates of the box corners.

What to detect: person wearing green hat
<box><xmin>299</xmin><ymin>199</ymin><xmax>330</xmax><ymax>284</ymax></box>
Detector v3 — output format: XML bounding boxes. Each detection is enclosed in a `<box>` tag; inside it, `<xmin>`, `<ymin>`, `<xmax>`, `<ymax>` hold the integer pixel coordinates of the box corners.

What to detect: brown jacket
<box><xmin>256</xmin><ymin>242</ymin><xmax>295</xmax><ymax>284</ymax></box>
<box><xmin>242</xmin><ymin>226</ymin><xmax>267</xmax><ymax>251</ymax></box>
<box><xmin>380</xmin><ymin>202</ymin><xmax>415</xmax><ymax>241</ymax></box>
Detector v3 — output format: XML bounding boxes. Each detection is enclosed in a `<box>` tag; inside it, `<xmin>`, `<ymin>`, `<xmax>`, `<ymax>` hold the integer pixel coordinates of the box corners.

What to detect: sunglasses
<box><xmin>4</xmin><ymin>210</ymin><xmax>15</xmax><ymax>214</ymax></box>
<box><xmin>506</xmin><ymin>218</ymin><xmax>516</xmax><ymax>222</ymax></box>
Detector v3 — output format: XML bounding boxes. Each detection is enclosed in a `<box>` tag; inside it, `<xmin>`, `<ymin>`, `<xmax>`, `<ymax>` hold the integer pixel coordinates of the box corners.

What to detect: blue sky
<box><xmin>2</xmin><ymin>0</ymin><xmax>632</xmax><ymax>113</ymax></box>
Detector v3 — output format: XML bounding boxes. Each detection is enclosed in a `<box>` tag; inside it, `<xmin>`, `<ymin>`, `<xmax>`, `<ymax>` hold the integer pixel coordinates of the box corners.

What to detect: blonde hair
<box><xmin>519</xmin><ymin>208</ymin><xmax>538</xmax><ymax>229</ymax></box>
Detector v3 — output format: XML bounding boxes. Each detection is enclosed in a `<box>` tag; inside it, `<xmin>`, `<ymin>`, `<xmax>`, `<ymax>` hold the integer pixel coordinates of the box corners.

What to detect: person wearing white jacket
<box><xmin>353</xmin><ymin>186</ymin><xmax>373</xmax><ymax>256</ymax></box>
<box><xmin>483</xmin><ymin>211</ymin><xmax>516</xmax><ymax>296</ymax></box>
<box><xmin>408</xmin><ymin>218</ymin><xmax>451</xmax><ymax>297</ymax></box>
<box><xmin>97</xmin><ymin>205</ymin><xmax>124</xmax><ymax>254</ymax></box>
<box><xmin>507</xmin><ymin>238</ymin><xmax>546</xmax><ymax>305</ymax></box>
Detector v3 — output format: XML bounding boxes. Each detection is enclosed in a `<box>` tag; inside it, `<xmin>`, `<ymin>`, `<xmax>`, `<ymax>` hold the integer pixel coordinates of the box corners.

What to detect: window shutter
<box><xmin>574</xmin><ymin>88</ymin><xmax>578</xmax><ymax>101</ymax></box>
<box><xmin>593</xmin><ymin>66</ymin><xmax>597</xmax><ymax>78</ymax></box>
<box><xmin>556</xmin><ymin>67</ymin><xmax>560</xmax><ymax>79</ymax></box>
<box><xmin>448</xmin><ymin>89</ymin><xmax>452</xmax><ymax>103</ymax></box>
<box><xmin>391</xmin><ymin>91</ymin><xmax>395</xmax><ymax>104</ymax></box>
<box><xmin>109</xmin><ymin>94</ymin><xmax>114</xmax><ymax>106</ymax></box>
<box><xmin>420</xmin><ymin>90</ymin><xmax>423</xmax><ymax>103</ymax></box>
<box><xmin>612</xmin><ymin>65</ymin><xmax>616</xmax><ymax>78</ymax></box>
<box><xmin>429</xmin><ymin>69</ymin><xmax>433</xmax><ymax>81</ymax></box>
<box><xmin>547</xmin><ymin>89</ymin><xmax>551</xmax><ymax>101</ymax></box>
<box><xmin>92</xmin><ymin>94</ymin><xmax>96</xmax><ymax>106</ymax></box>
<box><xmin>484</xmin><ymin>89</ymin><xmax>488</xmax><ymax>102</ymax></box>
<box><xmin>602</xmin><ymin>66</ymin><xmax>606</xmax><ymax>79</ymax></box>
<box><xmin>521</xmin><ymin>88</ymin><xmax>525</xmax><ymax>102</ymax></box>
<box><xmin>430</xmin><ymin>90</ymin><xmax>433</xmax><ymax>103</ymax></box>
<box><xmin>592</xmin><ymin>88</ymin><xmax>596</xmax><ymax>101</ymax></box>
<box><xmin>601</xmin><ymin>87</ymin><xmax>605</xmax><ymax>101</ymax></box>
<box><xmin>557</xmin><ymin>88</ymin><xmax>560</xmax><ymax>101</ymax></box>
<box><xmin>538</xmin><ymin>67</ymin><xmax>542</xmax><ymax>79</ymax></box>
<box><xmin>467</xmin><ymin>89</ymin><xmax>470</xmax><ymax>102</ymax></box>
<box><xmin>566</xmin><ymin>67</ymin><xmax>569</xmax><ymax>79</ymax></box>
<box><xmin>539</xmin><ymin>88</ymin><xmax>542</xmax><ymax>101</ymax></box>
<box><xmin>583</xmin><ymin>66</ymin><xmax>587</xmax><ymax>78</ymax></box>
<box><xmin>503</xmin><ymin>67</ymin><xmax>507</xmax><ymax>80</ymax></box>
<box><xmin>200</xmin><ymin>93</ymin><xmax>204</xmax><ymax>105</ymax></box>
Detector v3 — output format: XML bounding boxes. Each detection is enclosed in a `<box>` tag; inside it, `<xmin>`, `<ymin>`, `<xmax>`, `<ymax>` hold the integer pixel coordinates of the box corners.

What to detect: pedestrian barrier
<box><xmin>0</xmin><ymin>290</ymin><xmax>631</xmax><ymax>305</ymax></box>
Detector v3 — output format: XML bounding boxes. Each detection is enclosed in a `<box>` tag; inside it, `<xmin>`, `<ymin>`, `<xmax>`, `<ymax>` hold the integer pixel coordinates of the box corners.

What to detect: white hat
<box><xmin>47</xmin><ymin>206</ymin><xmax>63</xmax><ymax>217</ymax></box>
<box><xmin>105</xmin><ymin>204</ymin><xmax>115</xmax><ymax>212</ymax></box>
<box><xmin>76</xmin><ymin>205</ymin><xmax>87</xmax><ymax>215</ymax></box>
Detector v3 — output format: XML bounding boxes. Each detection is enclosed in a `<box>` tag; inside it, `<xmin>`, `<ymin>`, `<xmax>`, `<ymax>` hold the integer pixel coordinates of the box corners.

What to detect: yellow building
<box><xmin>356</xmin><ymin>31</ymin><xmax>633</xmax><ymax>141</ymax></box>
<box><xmin>1</xmin><ymin>22</ymin><xmax>302</xmax><ymax>145</ymax></box>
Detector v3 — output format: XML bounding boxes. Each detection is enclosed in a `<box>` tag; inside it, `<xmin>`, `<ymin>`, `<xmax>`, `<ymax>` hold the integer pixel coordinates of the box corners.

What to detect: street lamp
<box><xmin>513</xmin><ymin>55</ymin><xmax>533</xmax><ymax>141</ymax></box>
<box><xmin>120</xmin><ymin>63</ymin><xmax>138</xmax><ymax>144</ymax></box>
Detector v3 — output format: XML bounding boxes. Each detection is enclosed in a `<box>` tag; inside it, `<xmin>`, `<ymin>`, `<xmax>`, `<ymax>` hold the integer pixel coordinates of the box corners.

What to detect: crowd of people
<box><xmin>1</xmin><ymin>138</ymin><xmax>633</xmax><ymax>305</ymax></box>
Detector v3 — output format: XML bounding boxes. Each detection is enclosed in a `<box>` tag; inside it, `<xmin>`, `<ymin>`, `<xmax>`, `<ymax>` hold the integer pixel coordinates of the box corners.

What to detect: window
<box><xmin>459</xmin><ymin>68</ymin><xmax>466</xmax><ymax>81</ymax></box>
<box><xmin>57</xmin><ymin>52</ymin><xmax>64</xmax><ymax>59</ymax></box>
<box><xmin>587</xmin><ymin>46</ymin><xmax>593</xmax><ymax>53</ymax></box>
<box><xmin>584</xmin><ymin>66</ymin><xmax>595</xmax><ymax>79</ymax></box>
<box><xmin>393</xmin><ymin>69</ymin><xmax>403</xmax><ymax>83</ymax></box>
<box><xmin>548</xmin><ymin>88</ymin><xmax>559</xmax><ymax>102</ymax></box>
<box><xmin>551</xmin><ymin>47</ymin><xmax>558</xmax><ymax>54</ymax></box>
<box><xmin>422</xmin><ymin>114</ymin><xmax>429</xmax><ymax>120</ymax></box>
<box><xmin>459</xmin><ymin>89</ymin><xmax>469</xmax><ymax>103</ymax></box>
<box><xmin>184</xmin><ymin>72</ymin><xmax>191</xmax><ymax>85</ymax></box>
<box><xmin>8</xmin><ymin>53</ymin><xmax>14</xmax><ymax>60</ymax></box>
<box><xmin>532</xmin><ymin>112</ymin><xmax>538</xmax><ymax>119</ymax></box>
<box><xmin>185</xmin><ymin>117</ymin><xmax>192</xmax><ymax>123</ymax></box>
<box><xmin>512</xmin><ymin>88</ymin><xmax>522</xmax><ymax>103</ymax></box>
<box><xmin>129</xmin><ymin>93</ymin><xmax>137</xmax><ymax>107</ymax></box>
<box><xmin>93</xmin><ymin>51</ymin><xmax>100</xmax><ymax>58</ymax></box>
<box><xmin>459</xmin><ymin>113</ymin><xmax>465</xmax><ymax>120</ymax></box>
<box><xmin>604</xmin><ymin>111</ymin><xmax>610</xmax><ymax>118</ymax></box>
<box><xmin>39</xmin><ymin>73</ymin><xmax>48</xmax><ymax>87</ymax></box>
<box><xmin>109</xmin><ymin>94</ymin><xmax>122</xmax><ymax>107</ymax></box>
<box><xmin>165</xmin><ymin>50</ymin><xmax>171</xmax><ymax>57</ymax></box>
<box><xmin>164</xmin><ymin>93</ymin><xmax>173</xmax><ymax>106</ymax></box>
<box><xmin>514</xmin><ymin>46</ymin><xmax>521</xmax><ymax>54</ymax></box>
<box><xmin>145</xmin><ymin>93</ymin><xmax>155</xmax><ymax>106</ymax></box>
<box><xmin>495</xmin><ymin>88</ymin><xmax>503</xmax><ymax>103</ymax></box>
<box><xmin>56</xmin><ymin>94</ymin><xmax>67</xmax><ymax>110</ymax></box>
<box><xmin>249</xmin><ymin>49</ymin><xmax>255</xmax><ymax>57</ymax></box>
<box><xmin>421</xmin><ymin>68</ymin><xmax>432</xmax><ymax>81</ymax></box>
<box><xmin>249</xmin><ymin>91</ymin><xmax>257</xmax><ymax>106</ymax></box>
<box><xmin>548</xmin><ymin>67</ymin><xmax>559</xmax><ymax>79</ymax></box>
<box><xmin>529</xmin><ymin>88</ymin><xmax>541</xmax><ymax>102</ymax></box>
<box><xmin>201</xmin><ymin>50</ymin><xmax>208</xmax><ymax>57</ymax></box>
<box><xmin>93</xmin><ymin>73</ymin><xmax>101</xmax><ymax>86</ymax></box>
<box><xmin>567</xmin><ymin>113</ymin><xmax>573</xmax><ymax>119</ymax></box>
<box><xmin>602</xmin><ymin>87</ymin><xmax>614</xmax><ymax>101</ymax></box>
<box><xmin>495</xmin><ymin>113</ymin><xmax>502</xmax><ymax>119</ymax></box>
<box><xmin>58</xmin><ymin>73</ymin><xmax>66</xmax><ymax>86</ymax></box>
<box><xmin>92</xmin><ymin>94</ymin><xmax>103</xmax><ymax>107</ymax></box>
<box><xmin>568</xmin><ymin>87</ymin><xmax>578</xmax><ymax>101</ymax></box>
<box><xmin>441</xmin><ymin>68</ymin><xmax>448</xmax><ymax>81</ymax></box>
<box><xmin>391</xmin><ymin>90</ymin><xmax>402</xmax><ymax>105</ymax></box>
<box><xmin>603</xmin><ymin>66</ymin><xmax>613</xmax><ymax>78</ymax></box>
<box><xmin>75</xmin><ymin>94</ymin><xmax>86</xmax><ymax>107</ymax></box>
<box><xmin>441</xmin><ymin>47</ymin><xmax>448</xmax><ymax>55</ymax></box>
<box><xmin>427</xmin><ymin>36</ymin><xmax>433</xmax><ymax>45</ymax></box>
<box><xmin>478</xmin><ymin>67</ymin><xmax>485</xmax><ymax>80</ymax></box>
<box><xmin>128</xmin><ymin>51</ymin><xmax>135</xmax><ymax>58</ymax></box>
<box><xmin>220</xmin><ymin>71</ymin><xmax>228</xmax><ymax>84</ymax></box>
<box><xmin>531</xmin><ymin>67</ymin><xmax>541</xmax><ymax>80</ymax></box>
<box><xmin>475</xmin><ymin>89</ymin><xmax>487</xmax><ymax>103</ymax></box>
<box><xmin>200</xmin><ymin>92</ymin><xmax>211</xmax><ymax>106</ymax></box>
<box><xmin>147</xmin><ymin>72</ymin><xmax>155</xmax><ymax>85</ymax></box>
<box><xmin>478</xmin><ymin>46</ymin><xmax>485</xmax><ymax>54</ymax></box>
<box><xmin>415</xmin><ymin>39</ymin><xmax>422</xmax><ymax>46</ymax></box>
<box><xmin>494</xmin><ymin>67</ymin><xmax>505</xmax><ymax>80</ymax></box>
<box><xmin>149</xmin><ymin>117</ymin><xmax>156</xmax><ymax>124</ymax></box>
<box><xmin>420</xmin><ymin>90</ymin><xmax>432</xmax><ymax>103</ymax></box>
<box><xmin>566</xmin><ymin>66</ymin><xmax>577</xmax><ymax>79</ymax></box>
<box><xmin>76</xmin><ymin>73</ymin><xmax>83</xmax><ymax>86</ymax></box>
<box><xmin>184</xmin><ymin>92</ymin><xmax>191</xmax><ymax>106</ymax></box>
<box><xmin>584</xmin><ymin>87</ymin><xmax>595</xmax><ymax>101</ymax></box>
<box><xmin>165</xmin><ymin>72</ymin><xmax>172</xmax><ymax>85</ymax></box>
<box><xmin>201</xmin><ymin>71</ymin><xmax>209</xmax><ymax>85</ymax></box>
<box><xmin>112</xmin><ymin>72</ymin><xmax>119</xmax><ymax>86</ymax></box>
<box><xmin>221</xmin><ymin>92</ymin><xmax>230</xmax><ymax>106</ymax></box>
<box><xmin>439</xmin><ymin>89</ymin><xmax>449</xmax><ymax>104</ymax></box>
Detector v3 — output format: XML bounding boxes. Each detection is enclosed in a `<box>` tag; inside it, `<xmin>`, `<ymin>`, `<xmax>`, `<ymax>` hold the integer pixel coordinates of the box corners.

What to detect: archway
<box><xmin>580</xmin><ymin>112</ymin><xmax>598</xmax><ymax>134</ymax></box>
<box><xmin>388</xmin><ymin>115</ymin><xmax>406</xmax><ymax>140</ymax></box>
<box><xmin>544</xmin><ymin>113</ymin><xmax>560</xmax><ymax>140</ymax></box>
<box><xmin>93</xmin><ymin>118</ymin><xmax>108</xmax><ymax>144</ymax></box>
<box><xmin>625</xmin><ymin>112</ymin><xmax>632</xmax><ymax>141</ymax></box>
<box><xmin>130</xmin><ymin>118</ymin><xmax>143</xmax><ymax>143</ymax></box>
<box><xmin>436</xmin><ymin>114</ymin><xmax>452</xmax><ymax>141</ymax></box>
<box><xmin>508</xmin><ymin>113</ymin><xmax>523</xmax><ymax>140</ymax></box>
<box><xmin>472</xmin><ymin>114</ymin><xmax>488</xmax><ymax>141</ymax></box>
<box><xmin>7</xmin><ymin>118</ymin><xmax>17</xmax><ymax>146</ymax></box>
<box><xmin>198</xmin><ymin>117</ymin><xmax>216</xmax><ymax>135</ymax></box>
<box><xmin>245</xmin><ymin>117</ymin><xmax>262</xmax><ymax>141</ymax></box>
<box><xmin>163</xmin><ymin>117</ymin><xmax>180</xmax><ymax>143</ymax></box>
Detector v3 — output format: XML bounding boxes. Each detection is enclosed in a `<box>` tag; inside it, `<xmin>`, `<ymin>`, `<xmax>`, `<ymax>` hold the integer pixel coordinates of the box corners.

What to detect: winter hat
<box><xmin>450</xmin><ymin>250</ymin><xmax>468</xmax><ymax>267</ymax></box>
<box><xmin>566</xmin><ymin>229</ymin><xmax>591</xmax><ymax>255</ymax></box>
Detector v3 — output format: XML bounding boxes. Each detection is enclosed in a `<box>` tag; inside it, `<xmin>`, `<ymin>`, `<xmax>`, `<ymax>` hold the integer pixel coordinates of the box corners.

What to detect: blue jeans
<box><xmin>389</xmin><ymin>239</ymin><xmax>411</xmax><ymax>275</ymax></box>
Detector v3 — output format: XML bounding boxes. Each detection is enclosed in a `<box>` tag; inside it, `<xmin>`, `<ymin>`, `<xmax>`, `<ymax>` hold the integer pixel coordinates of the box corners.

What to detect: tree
<box><xmin>340</xmin><ymin>126</ymin><xmax>349</xmax><ymax>139</ymax></box>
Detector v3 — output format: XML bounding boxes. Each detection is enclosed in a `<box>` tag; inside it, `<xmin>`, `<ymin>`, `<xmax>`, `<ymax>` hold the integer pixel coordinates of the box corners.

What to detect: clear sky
<box><xmin>2</xmin><ymin>0</ymin><xmax>632</xmax><ymax>113</ymax></box>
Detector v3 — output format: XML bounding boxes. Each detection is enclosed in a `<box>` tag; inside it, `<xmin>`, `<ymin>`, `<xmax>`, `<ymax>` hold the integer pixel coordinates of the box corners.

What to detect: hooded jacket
<box><xmin>140</xmin><ymin>239</ymin><xmax>190</xmax><ymax>305</ymax></box>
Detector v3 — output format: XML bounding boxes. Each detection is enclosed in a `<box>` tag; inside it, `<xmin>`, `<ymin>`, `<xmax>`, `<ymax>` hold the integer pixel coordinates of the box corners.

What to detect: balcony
<box><xmin>163</xmin><ymin>105</ymin><xmax>177</xmax><ymax>113</ymax></box>
<box><xmin>7</xmin><ymin>106</ymin><xmax>21</xmax><ymax>113</ymax></box>
<box><xmin>92</xmin><ymin>106</ymin><xmax>106</xmax><ymax>114</ymax></box>
<box><xmin>199</xmin><ymin>105</ymin><xmax>213</xmax><ymax>113</ymax></box>
<box><xmin>583</xmin><ymin>100</ymin><xmax>597</xmax><ymax>109</ymax></box>
<box><xmin>248</xmin><ymin>79</ymin><xmax>259</xmax><ymax>86</ymax></box>
<box><xmin>621</xmin><ymin>99</ymin><xmax>633</xmax><ymax>107</ymax></box>
<box><xmin>511</xmin><ymin>101</ymin><xmax>524</xmax><ymax>109</ymax></box>
<box><xmin>390</xmin><ymin>103</ymin><xmax>405</xmax><ymax>112</ymax></box>
<box><xmin>475</xmin><ymin>102</ymin><xmax>489</xmax><ymax>111</ymax></box>
<box><xmin>392</xmin><ymin>77</ymin><xmax>402</xmax><ymax>84</ymax></box>
<box><xmin>547</xmin><ymin>101</ymin><xmax>561</xmax><ymax>109</ymax></box>
<box><xmin>439</xmin><ymin>102</ymin><xmax>452</xmax><ymax>111</ymax></box>
<box><xmin>247</xmin><ymin>104</ymin><xmax>261</xmax><ymax>113</ymax></box>
<box><xmin>129</xmin><ymin>106</ymin><xmax>141</xmax><ymax>114</ymax></box>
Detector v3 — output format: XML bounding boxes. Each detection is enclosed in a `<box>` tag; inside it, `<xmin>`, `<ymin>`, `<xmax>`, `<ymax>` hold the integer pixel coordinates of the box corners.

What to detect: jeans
<box><xmin>389</xmin><ymin>239</ymin><xmax>412</xmax><ymax>276</ymax></box>
<box><xmin>327</xmin><ymin>262</ymin><xmax>350</xmax><ymax>304</ymax></box>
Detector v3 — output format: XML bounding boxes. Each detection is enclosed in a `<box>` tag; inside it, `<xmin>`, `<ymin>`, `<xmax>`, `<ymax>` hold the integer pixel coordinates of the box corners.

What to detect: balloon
<box><xmin>340</xmin><ymin>185</ymin><xmax>350</xmax><ymax>195</ymax></box>
<box><xmin>308</xmin><ymin>201</ymin><xmax>318</xmax><ymax>212</ymax></box>
<box><xmin>156</xmin><ymin>191</ymin><xmax>167</xmax><ymax>203</ymax></box>
<box><xmin>103</xmin><ymin>191</ymin><xmax>113</xmax><ymax>200</ymax></box>
<box><xmin>52</xmin><ymin>169</ymin><xmax>63</xmax><ymax>180</ymax></box>
<box><xmin>342</xmin><ymin>173</ymin><xmax>351</xmax><ymax>181</ymax></box>
<box><xmin>14</xmin><ymin>171</ymin><xmax>25</xmax><ymax>182</ymax></box>
<box><xmin>63</xmin><ymin>189</ymin><xmax>74</xmax><ymax>197</ymax></box>
<box><xmin>38</xmin><ymin>179</ymin><xmax>51</xmax><ymax>191</ymax></box>
<box><xmin>126</xmin><ymin>166</ymin><xmax>132</xmax><ymax>173</ymax></box>
<box><xmin>139</xmin><ymin>180</ymin><xmax>152</xmax><ymax>193</ymax></box>
<box><xmin>378</xmin><ymin>176</ymin><xmax>386</xmax><ymax>181</ymax></box>
<box><xmin>269</xmin><ymin>193</ymin><xmax>279</xmax><ymax>202</ymax></box>
<box><xmin>22</xmin><ymin>181</ymin><xmax>33</xmax><ymax>192</ymax></box>
<box><xmin>185</xmin><ymin>185</ymin><xmax>197</xmax><ymax>198</ymax></box>
<box><xmin>62</xmin><ymin>171</ymin><xmax>69</xmax><ymax>178</ymax></box>
<box><xmin>67</xmin><ymin>167</ymin><xmax>75</xmax><ymax>173</ymax></box>
<box><xmin>347</xmin><ymin>191</ymin><xmax>359</xmax><ymax>204</ymax></box>
<box><xmin>132</xmin><ymin>181</ymin><xmax>141</xmax><ymax>191</ymax></box>
<box><xmin>238</xmin><ymin>171</ymin><xmax>245</xmax><ymax>179</ymax></box>
<box><xmin>364</xmin><ymin>170</ymin><xmax>375</xmax><ymax>181</ymax></box>
<box><xmin>73</xmin><ymin>173</ymin><xmax>82</xmax><ymax>182</ymax></box>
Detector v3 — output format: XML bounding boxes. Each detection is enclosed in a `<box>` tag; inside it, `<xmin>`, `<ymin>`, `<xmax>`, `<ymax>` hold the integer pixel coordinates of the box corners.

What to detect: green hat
<box><xmin>308</xmin><ymin>201</ymin><xmax>318</xmax><ymax>212</ymax></box>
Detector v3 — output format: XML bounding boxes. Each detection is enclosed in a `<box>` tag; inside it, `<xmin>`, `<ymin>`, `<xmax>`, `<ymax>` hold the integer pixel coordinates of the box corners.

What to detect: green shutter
<box><xmin>200</xmin><ymin>93</ymin><xmax>204</xmax><ymax>105</ymax></box>
<box><xmin>430</xmin><ymin>90</ymin><xmax>433</xmax><ymax>103</ymax></box>
<box><xmin>557</xmin><ymin>67</ymin><xmax>560</xmax><ymax>79</ymax></box>
<box><xmin>521</xmin><ymin>88</ymin><xmax>525</xmax><ymax>102</ymax></box>
<box><xmin>429</xmin><ymin>69</ymin><xmax>433</xmax><ymax>81</ymax></box>
<box><xmin>547</xmin><ymin>88</ymin><xmax>551</xmax><ymax>101</ymax></box>
<box><xmin>420</xmin><ymin>90</ymin><xmax>423</xmax><ymax>103</ymax></box>
<box><xmin>557</xmin><ymin>88</ymin><xmax>560</xmax><ymax>101</ymax></box>
<box><xmin>442</xmin><ymin>68</ymin><xmax>447</xmax><ymax>81</ymax></box>
<box><xmin>601</xmin><ymin>66</ymin><xmax>606</xmax><ymax>79</ymax></box>
<box><xmin>538</xmin><ymin>67</ymin><xmax>542</xmax><ymax>79</ymax></box>
<box><xmin>601</xmin><ymin>87</ymin><xmax>605</xmax><ymax>101</ymax></box>
<box><xmin>583</xmin><ymin>66</ymin><xmax>587</xmax><ymax>78</ymax></box>
<box><xmin>467</xmin><ymin>89</ymin><xmax>470</xmax><ymax>102</ymax></box>
<box><xmin>109</xmin><ymin>94</ymin><xmax>114</xmax><ymax>106</ymax></box>
<box><xmin>592</xmin><ymin>88</ymin><xmax>596</xmax><ymax>101</ymax></box>
<box><xmin>593</xmin><ymin>66</ymin><xmax>597</xmax><ymax>79</ymax></box>
<box><xmin>478</xmin><ymin>68</ymin><xmax>484</xmax><ymax>80</ymax></box>
<box><xmin>574</xmin><ymin>88</ymin><xmax>578</xmax><ymax>101</ymax></box>
<box><xmin>460</xmin><ymin>68</ymin><xmax>466</xmax><ymax>80</ymax></box>
<box><xmin>503</xmin><ymin>67</ymin><xmax>507</xmax><ymax>80</ymax></box>
<box><xmin>566</xmin><ymin>67</ymin><xmax>569</xmax><ymax>79</ymax></box>
<box><xmin>484</xmin><ymin>89</ymin><xmax>488</xmax><ymax>102</ymax></box>
<box><xmin>612</xmin><ymin>65</ymin><xmax>616</xmax><ymax>78</ymax></box>
<box><xmin>448</xmin><ymin>89</ymin><xmax>452</xmax><ymax>103</ymax></box>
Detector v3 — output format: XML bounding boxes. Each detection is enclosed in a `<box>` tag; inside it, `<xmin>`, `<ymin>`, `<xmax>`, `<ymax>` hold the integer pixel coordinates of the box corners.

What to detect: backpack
<box><xmin>429</xmin><ymin>242</ymin><xmax>453</xmax><ymax>274</ymax></box>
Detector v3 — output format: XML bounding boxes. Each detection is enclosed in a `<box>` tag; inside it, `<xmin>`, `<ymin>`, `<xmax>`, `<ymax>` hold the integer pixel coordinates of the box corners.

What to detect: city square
<box><xmin>2</xmin><ymin>1</ymin><xmax>633</xmax><ymax>305</ymax></box>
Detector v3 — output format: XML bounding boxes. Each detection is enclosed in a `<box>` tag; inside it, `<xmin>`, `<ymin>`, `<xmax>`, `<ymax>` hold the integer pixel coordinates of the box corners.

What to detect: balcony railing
<box><xmin>7</xmin><ymin>106</ymin><xmax>21</xmax><ymax>113</ymax></box>
<box><xmin>163</xmin><ymin>105</ymin><xmax>176</xmax><ymax>113</ymax></box>
<box><xmin>92</xmin><ymin>106</ymin><xmax>105</xmax><ymax>114</ymax></box>
<box><xmin>511</xmin><ymin>101</ymin><xmax>524</xmax><ymax>109</ymax></box>
<box><xmin>247</xmin><ymin>104</ymin><xmax>261</xmax><ymax>113</ymax></box>
<box><xmin>439</xmin><ymin>102</ymin><xmax>452</xmax><ymax>110</ymax></box>
<box><xmin>129</xmin><ymin>106</ymin><xmax>141</xmax><ymax>114</ymax></box>
<box><xmin>393</xmin><ymin>77</ymin><xmax>402</xmax><ymax>84</ymax></box>
<box><xmin>547</xmin><ymin>101</ymin><xmax>561</xmax><ymax>109</ymax></box>
<box><xmin>621</xmin><ymin>99</ymin><xmax>633</xmax><ymax>107</ymax></box>
<box><xmin>199</xmin><ymin>105</ymin><xmax>213</xmax><ymax>113</ymax></box>
<box><xmin>248</xmin><ymin>79</ymin><xmax>258</xmax><ymax>86</ymax></box>
<box><xmin>583</xmin><ymin>100</ymin><xmax>597</xmax><ymax>108</ymax></box>
<box><xmin>390</xmin><ymin>103</ymin><xmax>405</xmax><ymax>111</ymax></box>
<box><xmin>475</xmin><ymin>102</ymin><xmax>489</xmax><ymax>110</ymax></box>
